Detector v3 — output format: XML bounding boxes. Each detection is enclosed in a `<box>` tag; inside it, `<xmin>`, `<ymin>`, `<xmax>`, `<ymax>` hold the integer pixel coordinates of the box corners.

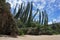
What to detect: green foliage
<box><xmin>39</xmin><ymin>26</ymin><xmax>53</xmax><ymax>35</ymax></box>
<box><xmin>18</xmin><ymin>29</ymin><xmax>24</xmax><ymax>35</ymax></box>
<box><xmin>17</xmin><ymin>20</ymin><xmax>26</xmax><ymax>28</ymax></box>
<box><xmin>51</xmin><ymin>23</ymin><xmax>60</xmax><ymax>34</ymax></box>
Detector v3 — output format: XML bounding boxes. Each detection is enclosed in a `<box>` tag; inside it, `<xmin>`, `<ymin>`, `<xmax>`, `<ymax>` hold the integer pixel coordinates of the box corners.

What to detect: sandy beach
<box><xmin>0</xmin><ymin>35</ymin><xmax>60</xmax><ymax>40</ymax></box>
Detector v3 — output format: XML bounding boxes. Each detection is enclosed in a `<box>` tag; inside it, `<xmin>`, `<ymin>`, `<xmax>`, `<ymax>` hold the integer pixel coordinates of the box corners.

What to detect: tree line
<box><xmin>0</xmin><ymin>0</ymin><xmax>60</xmax><ymax>37</ymax></box>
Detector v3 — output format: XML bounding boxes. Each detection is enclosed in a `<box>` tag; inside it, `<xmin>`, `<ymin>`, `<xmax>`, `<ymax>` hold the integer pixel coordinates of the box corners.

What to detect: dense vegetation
<box><xmin>0</xmin><ymin>0</ymin><xmax>60</xmax><ymax>37</ymax></box>
<box><xmin>0</xmin><ymin>0</ymin><xmax>18</xmax><ymax>37</ymax></box>
<box><xmin>13</xmin><ymin>2</ymin><xmax>60</xmax><ymax>35</ymax></box>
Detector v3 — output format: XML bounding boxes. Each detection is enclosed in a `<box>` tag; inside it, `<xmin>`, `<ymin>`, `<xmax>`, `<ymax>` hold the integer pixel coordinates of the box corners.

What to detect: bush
<box><xmin>37</xmin><ymin>25</ymin><xmax>53</xmax><ymax>35</ymax></box>
<box><xmin>18</xmin><ymin>29</ymin><xmax>24</xmax><ymax>35</ymax></box>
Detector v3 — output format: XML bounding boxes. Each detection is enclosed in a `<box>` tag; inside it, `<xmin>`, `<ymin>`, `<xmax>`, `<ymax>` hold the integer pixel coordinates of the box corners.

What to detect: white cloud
<box><xmin>33</xmin><ymin>2</ymin><xmax>36</xmax><ymax>8</ymax></box>
<box><xmin>38</xmin><ymin>0</ymin><xmax>46</xmax><ymax>10</ymax></box>
<box><xmin>58</xmin><ymin>4</ymin><xmax>60</xmax><ymax>9</ymax></box>
<box><xmin>52</xmin><ymin>19</ymin><xmax>56</xmax><ymax>22</ymax></box>
<box><xmin>33</xmin><ymin>0</ymin><xmax>46</xmax><ymax>10</ymax></box>
<box><xmin>56</xmin><ymin>16</ymin><xmax>60</xmax><ymax>22</ymax></box>
<box><xmin>48</xmin><ymin>21</ymin><xmax>52</xmax><ymax>24</ymax></box>
<box><xmin>6</xmin><ymin>0</ymin><xmax>46</xmax><ymax>10</ymax></box>
<box><xmin>22</xmin><ymin>0</ymin><xmax>27</xmax><ymax>2</ymax></box>
<box><xmin>45</xmin><ymin>0</ymin><xmax>56</xmax><ymax>16</ymax></box>
<box><xmin>48</xmin><ymin>18</ymin><xmax>60</xmax><ymax>24</ymax></box>
<box><xmin>16</xmin><ymin>0</ymin><xmax>22</xmax><ymax>5</ymax></box>
<box><xmin>52</xmin><ymin>18</ymin><xmax>60</xmax><ymax>23</ymax></box>
<box><xmin>56</xmin><ymin>19</ymin><xmax>60</xmax><ymax>23</ymax></box>
<box><xmin>48</xmin><ymin>16</ymin><xmax>60</xmax><ymax>24</ymax></box>
<box><xmin>50</xmin><ymin>0</ymin><xmax>56</xmax><ymax>3</ymax></box>
<box><xmin>32</xmin><ymin>10</ymin><xmax>36</xmax><ymax>14</ymax></box>
<box><xmin>6</xmin><ymin>0</ymin><xmax>22</xmax><ymax>8</ymax></box>
<box><xmin>58</xmin><ymin>16</ymin><xmax>60</xmax><ymax>19</ymax></box>
<box><xmin>47</xmin><ymin>0</ymin><xmax>56</xmax><ymax>3</ymax></box>
<box><xmin>32</xmin><ymin>0</ymin><xmax>40</xmax><ymax>2</ymax></box>
<box><xmin>37</xmin><ymin>4</ymin><xmax>45</xmax><ymax>10</ymax></box>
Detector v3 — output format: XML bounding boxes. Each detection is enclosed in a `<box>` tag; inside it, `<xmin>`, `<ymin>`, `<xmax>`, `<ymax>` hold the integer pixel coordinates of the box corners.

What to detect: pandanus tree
<box><xmin>0</xmin><ymin>0</ymin><xmax>18</xmax><ymax>37</ymax></box>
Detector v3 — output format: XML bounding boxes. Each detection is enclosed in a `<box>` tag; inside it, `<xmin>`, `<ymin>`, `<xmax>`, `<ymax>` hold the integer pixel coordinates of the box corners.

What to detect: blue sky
<box><xmin>6</xmin><ymin>0</ymin><xmax>60</xmax><ymax>24</ymax></box>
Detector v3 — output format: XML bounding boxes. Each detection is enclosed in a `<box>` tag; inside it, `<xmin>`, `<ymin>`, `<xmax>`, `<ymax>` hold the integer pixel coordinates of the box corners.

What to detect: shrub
<box><xmin>18</xmin><ymin>29</ymin><xmax>24</xmax><ymax>35</ymax></box>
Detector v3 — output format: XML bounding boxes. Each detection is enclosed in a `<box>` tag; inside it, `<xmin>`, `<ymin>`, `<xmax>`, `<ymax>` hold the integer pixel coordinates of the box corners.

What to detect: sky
<box><xmin>6</xmin><ymin>0</ymin><xmax>60</xmax><ymax>24</ymax></box>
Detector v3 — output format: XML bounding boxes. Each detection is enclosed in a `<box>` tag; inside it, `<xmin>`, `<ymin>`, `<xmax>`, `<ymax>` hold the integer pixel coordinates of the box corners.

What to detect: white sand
<box><xmin>0</xmin><ymin>35</ymin><xmax>60</xmax><ymax>40</ymax></box>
